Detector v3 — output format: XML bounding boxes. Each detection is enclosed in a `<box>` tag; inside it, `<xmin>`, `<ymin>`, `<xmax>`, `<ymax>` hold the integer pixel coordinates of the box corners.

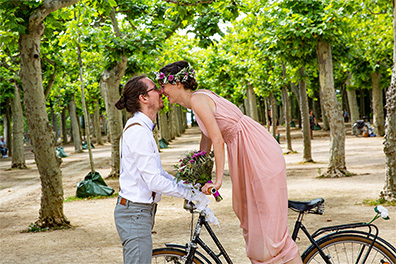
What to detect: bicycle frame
<box><xmin>165</xmin><ymin>210</ymin><xmax>233</xmax><ymax>264</ymax></box>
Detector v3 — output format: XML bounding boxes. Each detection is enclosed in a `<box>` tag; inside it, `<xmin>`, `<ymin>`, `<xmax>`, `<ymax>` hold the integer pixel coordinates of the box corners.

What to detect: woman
<box><xmin>157</xmin><ymin>60</ymin><xmax>302</xmax><ymax>264</ymax></box>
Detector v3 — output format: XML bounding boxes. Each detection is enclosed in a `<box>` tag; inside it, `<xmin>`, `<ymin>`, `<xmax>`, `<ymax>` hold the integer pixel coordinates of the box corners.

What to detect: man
<box><xmin>0</xmin><ymin>136</ymin><xmax>8</xmax><ymax>158</ymax></box>
<box><xmin>114</xmin><ymin>75</ymin><xmax>206</xmax><ymax>264</ymax></box>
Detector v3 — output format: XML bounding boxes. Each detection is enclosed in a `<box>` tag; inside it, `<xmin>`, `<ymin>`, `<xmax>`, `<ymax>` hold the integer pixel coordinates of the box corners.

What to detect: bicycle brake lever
<box><xmin>183</xmin><ymin>199</ymin><xmax>196</xmax><ymax>211</ymax></box>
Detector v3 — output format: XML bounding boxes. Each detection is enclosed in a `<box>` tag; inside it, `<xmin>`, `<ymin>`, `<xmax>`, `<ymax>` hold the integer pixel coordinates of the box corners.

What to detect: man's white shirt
<box><xmin>119</xmin><ymin>111</ymin><xmax>190</xmax><ymax>204</ymax></box>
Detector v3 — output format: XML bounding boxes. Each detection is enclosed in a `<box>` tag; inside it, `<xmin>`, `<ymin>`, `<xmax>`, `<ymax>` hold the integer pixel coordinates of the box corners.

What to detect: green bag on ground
<box><xmin>76</xmin><ymin>171</ymin><xmax>114</xmax><ymax>198</ymax></box>
<box><xmin>56</xmin><ymin>147</ymin><xmax>68</xmax><ymax>158</ymax></box>
<box><xmin>159</xmin><ymin>138</ymin><xmax>169</xmax><ymax>149</ymax></box>
<box><xmin>82</xmin><ymin>142</ymin><xmax>95</xmax><ymax>150</ymax></box>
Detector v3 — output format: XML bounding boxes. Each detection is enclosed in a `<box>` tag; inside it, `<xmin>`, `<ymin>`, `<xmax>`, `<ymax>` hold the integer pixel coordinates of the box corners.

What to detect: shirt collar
<box><xmin>133</xmin><ymin>111</ymin><xmax>156</xmax><ymax>131</ymax></box>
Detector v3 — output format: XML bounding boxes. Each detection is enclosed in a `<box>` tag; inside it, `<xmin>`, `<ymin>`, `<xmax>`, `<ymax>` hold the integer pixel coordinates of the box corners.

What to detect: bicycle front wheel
<box><xmin>302</xmin><ymin>234</ymin><xmax>396</xmax><ymax>264</ymax></box>
<box><xmin>152</xmin><ymin>247</ymin><xmax>204</xmax><ymax>264</ymax></box>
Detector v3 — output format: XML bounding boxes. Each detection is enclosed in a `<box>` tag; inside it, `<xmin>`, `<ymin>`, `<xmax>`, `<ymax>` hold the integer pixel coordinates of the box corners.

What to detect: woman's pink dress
<box><xmin>192</xmin><ymin>90</ymin><xmax>299</xmax><ymax>264</ymax></box>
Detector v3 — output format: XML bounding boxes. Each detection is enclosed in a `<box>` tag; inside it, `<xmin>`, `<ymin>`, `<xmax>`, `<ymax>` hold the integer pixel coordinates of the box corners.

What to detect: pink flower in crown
<box><xmin>159</xmin><ymin>72</ymin><xmax>165</xmax><ymax>79</ymax></box>
<box><xmin>190</xmin><ymin>159</ymin><xmax>194</xmax><ymax>163</ymax></box>
<box><xmin>168</xmin><ymin>75</ymin><xmax>174</xmax><ymax>82</ymax></box>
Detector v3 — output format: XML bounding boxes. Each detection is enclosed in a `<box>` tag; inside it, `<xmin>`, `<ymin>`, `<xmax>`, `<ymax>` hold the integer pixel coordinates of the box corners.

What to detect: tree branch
<box><xmin>29</xmin><ymin>0</ymin><xmax>79</xmax><ymax>32</ymax></box>
<box><xmin>163</xmin><ymin>0</ymin><xmax>213</xmax><ymax>6</ymax></box>
<box><xmin>353</xmin><ymin>7</ymin><xmax>387</xmax><ymax>16</ymax></box>
<box><xmin>110</xmin><ymin>8</ymin><xmax>122</xmax><ymax>38</ymax></box>
<box><xmin>43</xmin><ymin>56</ymin><xmax>56</xmax><ymax>99</ymax></box>
<box><xmin>366</xmin><ymin>7</ymin><xmax>387</xmax><ymax>15</ymax></box>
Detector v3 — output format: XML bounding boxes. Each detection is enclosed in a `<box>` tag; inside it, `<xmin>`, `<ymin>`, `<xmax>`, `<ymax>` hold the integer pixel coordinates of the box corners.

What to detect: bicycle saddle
<box><xmin>288</xmin><ymin>198</ymin><xmax>324</xmax><ymax>214</ymax></box>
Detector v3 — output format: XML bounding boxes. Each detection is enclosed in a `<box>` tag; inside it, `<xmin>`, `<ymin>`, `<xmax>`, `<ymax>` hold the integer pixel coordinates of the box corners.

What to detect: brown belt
<box><xmin>119</xmin><ymin>193</ymin><xmax>156</xmax><ymax>206</ymax></box>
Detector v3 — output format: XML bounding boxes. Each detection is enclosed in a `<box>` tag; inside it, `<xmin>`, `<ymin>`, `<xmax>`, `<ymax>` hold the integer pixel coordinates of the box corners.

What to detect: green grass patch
<box><xmin>25</xmin><ymin>223</ymin><xmax>73</xmax><ymax>233</ymax></box>
<box><xmin>64</xmin><ymin>192</ymin><xmax>118</xmax><ymax>202</ymax></box>
<box><xmin>362</xmin><ymin>198</ymin><xmax>396</xmax><ymax>206</ymax></box>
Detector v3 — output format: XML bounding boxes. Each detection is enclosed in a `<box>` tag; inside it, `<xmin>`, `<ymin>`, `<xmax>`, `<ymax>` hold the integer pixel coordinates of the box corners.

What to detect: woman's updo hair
<box><xmin>159</xmin><ymin>60</ymin><xmax>198</xmax><ymax>91</ymax></box>
<box><xmin>115</xmin><ymin>74</ymin><xmax>148</xmax><ymax>114</ymax></box>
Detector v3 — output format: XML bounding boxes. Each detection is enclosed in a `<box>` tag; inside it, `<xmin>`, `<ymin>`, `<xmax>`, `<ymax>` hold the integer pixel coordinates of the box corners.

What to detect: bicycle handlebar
<box><xmin>208</xmin><ymin>187</ymin><xmax>217</xmax><ymax>195</ymax></box>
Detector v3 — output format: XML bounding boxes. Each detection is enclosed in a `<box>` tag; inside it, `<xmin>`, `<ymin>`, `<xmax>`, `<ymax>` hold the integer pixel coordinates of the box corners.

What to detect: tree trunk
<box><xmin>319</xmin><ymin>83</ymin><xmax>330</xmax><ymax>131</ymax></box>
<box><xmin>19</xmin><ymin>31</ymin><xmax>69</xmax><ymax>228</ymax></box>
<box><xmin>282</xmin><ymin>63</ymin><xmax>293</xmax><ymax>152</ymax></box>
<box><xmin>346</xmin><ymin>89</ymin><xmax>359</xmax><ymax>124</ymax></box>
<box><xmin>68</xmin><ymin>95</ymin><xmax>82</xmax><ymax>153</ymax></box>
<box><xmin>247</xmin><ymin>83</ymin><xmax>259</xmax><ymax>122</ymax></box>
<box><xmin>381</xmin><ymin>2</ymin><xmax>396</xmax><ymax>201</ymax></box>
<box><xmin>61</xmin><ymin>107</ymin><xmax>68</xmax><ymax>144</ymax></box>
<box><xmin>317</xmin><ymin>41</ymin><xmax>347</xmax><ymax>177</ymax></box>
<box><xmin>346</xmin><ymin>73</ymin><xmax>360</xmax><ymax>127</ymax></box>
<box><xmin>290</xmin><ymin>82</ymin><xmax>302</xmax><ymax>129</ymax></box>
<box><xmin>11</xmin><ymin>82</ymin><xmax>27</xmax><ymax>169</ymax></box>
<box><xmin>100</xmin><ymin>57</ymin><xmax>127</xmax><ymax>178</ymax></box>
<box><xmin>4</xmin><ymin>99</ymin><xmax>12</xmax><ymax>156</ymax></box>
<box><xmin>99</xmin><ymin>8</ymin><xmax>128</xmax><ymax>177</ymax></box>
<box><xmin>159</xmin><ymin>112</ymin><xmax>169</xmax><ymax>142</ymax></box>
<box><xmin>264</xmin><ymin>97</ymin><xmax>270</xmax><ymax>130</ymax></box>
<box><xmin>93</xmin><ymin>100</ymin><xmax>103</xmax><ymax>145</ymax></box>
<box><xmin>50</xmin><ymin>103</ymin><xmax>59</xmax><ymax>145</ymax></box>
<box><xmin>176</xmin><ymin>107</ymin><xmax>181</xmax><ymax>137</ymax></box>
<box><xmin>167</xmin><ymin>107</ymin><xmax>176</xmax><ymax>140</ymax></box>
<box><xmin>76</xmin><ymin>35</ymin><xmax>95</xmax><ymax>174</ymax></box>
<box><xmin>298</xmin><ymin>66</ymin><xmax>313</xmax><ymax>162</ymax></box>
<box><xmin>243</xmin><ymin>97</ymin><xmax>249</xmax><ymax>116</ymax></box>
<box><xmin>270</xmin><ymin>92</ymin><xmax>277</xmax><ymax>138</ymax></box>
<box><xmin>312</xmin><ymin>90</ymin><xmax>321</xmax><ymax>122</ymax></box>
<box><xmin>371</xmin><ymin>72</ymin><xmax>385</xmax><ymax>136</ymax></box>
<box><xmin>101</xmin><ymin>114</ymin><xmax>108</xmax><ymax>142</ymax></box>
<box><xmin>359</xmin><ymin>88</ymin><xmax>366</xmax><ymax>119</ymax></box>
<box><xmin>181</xmin><ymin>106</ymin><xmax>187</xmax><ymax>131</ymax></box>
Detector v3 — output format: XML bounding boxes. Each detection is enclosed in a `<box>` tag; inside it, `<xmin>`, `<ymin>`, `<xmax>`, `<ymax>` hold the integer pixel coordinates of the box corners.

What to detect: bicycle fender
<box><xmin>165</xmin><ymin>243</ymin><xmax>212</xmax><ymax>264</ymax></box>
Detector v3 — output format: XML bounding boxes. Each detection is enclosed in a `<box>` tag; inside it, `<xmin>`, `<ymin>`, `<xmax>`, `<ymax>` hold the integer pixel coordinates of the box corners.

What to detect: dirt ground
<box><xmin>0</xmin><ymin>126</ymin><xmax>395</xmax><ymax>264</ymax></box>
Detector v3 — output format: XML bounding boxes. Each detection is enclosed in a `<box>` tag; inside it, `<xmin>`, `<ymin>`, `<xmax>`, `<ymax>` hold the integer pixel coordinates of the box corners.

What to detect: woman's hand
<box><xmin>201</xmin><ymin>180</ymin><xmax>222</xmax><ymax>195</ymax></box>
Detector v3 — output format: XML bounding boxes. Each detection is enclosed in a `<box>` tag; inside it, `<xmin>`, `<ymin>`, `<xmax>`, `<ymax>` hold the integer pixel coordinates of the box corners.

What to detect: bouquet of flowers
<box><xmin>174</xmin><ymin>150</ymin><xmax>223</xmax><ymax>202</ymax></box>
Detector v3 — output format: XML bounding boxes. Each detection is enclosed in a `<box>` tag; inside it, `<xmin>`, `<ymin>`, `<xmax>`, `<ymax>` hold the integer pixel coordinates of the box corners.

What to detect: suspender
<box><xmin>123</xmin><ymin>122</ymin><xmax>142</xmax><ymax>134</ymax></box>
<box><xmin>120</xmin><ymin>122</ymin><xmax>156</xmax><ymax>201</ymax></box>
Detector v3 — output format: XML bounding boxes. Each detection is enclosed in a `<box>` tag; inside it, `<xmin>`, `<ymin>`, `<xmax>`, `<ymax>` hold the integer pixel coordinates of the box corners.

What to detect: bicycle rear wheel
<box><xmin>152</xmin><ymin>247</ymin><xmax>204</xmax><ymax>264</ymax></box>
<box><xmin>302</xmin><ymin>234</ymin><xmax>396</xmax><ymax>264</ymax></box>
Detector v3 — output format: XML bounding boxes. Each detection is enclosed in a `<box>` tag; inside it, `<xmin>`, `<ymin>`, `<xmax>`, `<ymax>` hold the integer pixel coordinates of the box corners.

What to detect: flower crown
<box><xmin>156</xmin><ymin>65</ymin><xmax>196</xmax><ymax>85</ymax></box>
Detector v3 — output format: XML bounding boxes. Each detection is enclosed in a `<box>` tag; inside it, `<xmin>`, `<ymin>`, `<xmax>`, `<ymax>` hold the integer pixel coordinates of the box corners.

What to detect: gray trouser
<box><xmin>114</xmin><ymin>197</ymin><xmax>157</xmax><ymax>264</ymax></box>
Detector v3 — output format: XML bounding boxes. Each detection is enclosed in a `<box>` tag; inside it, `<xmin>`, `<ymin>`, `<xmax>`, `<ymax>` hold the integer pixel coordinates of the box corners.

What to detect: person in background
<box><xmin>157</xmin><ymin>60</ymin><xmax>302</xmax><ymax>264</ymax></box>
<box><xmin>344</xmin><ymin>110</ymin><xmax>349</xmax><ymax>123</ymax></box>
<box><xmin>114</xmin><ymin>74</ymin><xmax>206</xmax><ymax>264</ymax></box>
<box><xmin>0</xmin><ymin>136</ymin><xmax>8</xmax><ymax>158</ymax></box>
<box><xmin>309</xmin><ymin>110</ymin><xmax>317</xmax><ymax>139</ymax></box>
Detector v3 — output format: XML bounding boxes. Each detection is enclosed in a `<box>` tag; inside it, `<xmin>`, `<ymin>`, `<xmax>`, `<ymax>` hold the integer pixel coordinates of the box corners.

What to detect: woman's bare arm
<box><xmin>190</xmin><ymin>93</ymin><xmax>225</xmax><ymax>194</ymax></box>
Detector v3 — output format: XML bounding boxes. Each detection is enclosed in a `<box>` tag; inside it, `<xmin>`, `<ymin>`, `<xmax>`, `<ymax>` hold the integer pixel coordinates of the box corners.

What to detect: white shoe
<box><xmin>2</xmin><ymin>155</ymin><xmax>8</xmax><ymax>158</ymax></box>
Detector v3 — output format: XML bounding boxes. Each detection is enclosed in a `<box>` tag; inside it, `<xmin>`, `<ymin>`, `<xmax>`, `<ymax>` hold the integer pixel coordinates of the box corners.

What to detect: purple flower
<box><xmin>202</xmin><ymin>151</ymin><xmax>206</xmax><ymax>155</ymax></box>
<box><xmin>168</xmin><ymin>75</ymin><xmax>174</xmax><ymax>82</ymax></box>
<box><xmin>159</xmin><ymin>72</ymin><xmax>165</xmax><ymax>79</ymax></box>
<box><xmin>179</xmin><ymin>159</ymin><xmax>183</xmax><ymax>162</ymax></box>
<box><xmin>190</xmin><ymin>159</ymin><xmax>194</xmax><ymax>163</ymax></box>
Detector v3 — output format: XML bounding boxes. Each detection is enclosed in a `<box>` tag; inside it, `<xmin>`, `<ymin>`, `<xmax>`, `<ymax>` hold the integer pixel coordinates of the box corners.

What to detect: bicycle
<box><xmin>152</xmin><ymin>198</ymin><xmax>396</xmax><ymax>263</ymax></box>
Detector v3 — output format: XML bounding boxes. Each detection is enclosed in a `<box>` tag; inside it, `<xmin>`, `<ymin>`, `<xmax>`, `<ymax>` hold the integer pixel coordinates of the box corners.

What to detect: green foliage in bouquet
<box><xmin>174</xmin><ymin>150</ymin><xmax>214</xmax><ymax>188</ymax></box>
